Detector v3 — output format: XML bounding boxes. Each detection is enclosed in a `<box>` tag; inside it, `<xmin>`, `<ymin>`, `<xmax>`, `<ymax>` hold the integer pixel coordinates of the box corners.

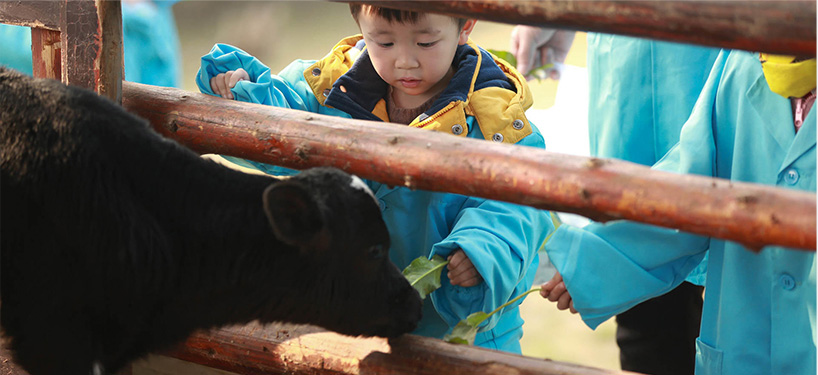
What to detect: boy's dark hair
<box><xmin>349</xmin><ymin>4</ymin><xmax>467</xmax><ymax>30</ymax></box>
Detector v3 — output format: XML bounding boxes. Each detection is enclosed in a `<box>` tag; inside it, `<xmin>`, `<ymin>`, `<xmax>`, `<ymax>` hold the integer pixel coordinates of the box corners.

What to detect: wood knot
<box><xmin>294</xmin><ymin>145</ymin><xmax>311</xmax><ymax>160</ymax></box>
<box><xmin>166</xmin><ymin>119</ymin><xmax>178</xmax><ymax>133</ymax></box>
<box><xmin>584</xmin><ymin>158</ymin><xmax>605</xmax><ymax>169</ymax></box>
<box><xmin>737</xmin><ymin>195</ymin><xmax>758</xmax><ymax>205</ymax></box>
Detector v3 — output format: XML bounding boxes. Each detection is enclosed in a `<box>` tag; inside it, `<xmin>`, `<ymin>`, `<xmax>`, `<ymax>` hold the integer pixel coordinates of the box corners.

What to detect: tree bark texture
<box><xmin>163</xmin><ymin>323</ymin><xmax>634</xmax><ymax>375</ymax></box>
<box><xmin>121</xmin><ymin>82</ymin><xmax>817</xmax><ymax>252</ymax></box>
<box><xmin>338</xmin><ymin>0</ymin><xmax>816</xmax><ymax>57</ymax></box>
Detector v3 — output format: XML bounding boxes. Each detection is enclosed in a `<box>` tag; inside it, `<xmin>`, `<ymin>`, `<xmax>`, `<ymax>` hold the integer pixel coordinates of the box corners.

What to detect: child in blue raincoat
<box><xmin>197</xmin><ymin>4</ymin><xmax>554</xmax><ymax>353</ymax></box>
<box><xmin>541</xmin><ymin>49</ymin><xmax>816</xmax><ymax>375</ymax></box>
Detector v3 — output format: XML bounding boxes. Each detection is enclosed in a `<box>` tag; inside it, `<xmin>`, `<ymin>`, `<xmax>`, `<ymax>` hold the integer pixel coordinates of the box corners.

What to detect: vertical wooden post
<box><xmin>95</xmin><ymin>0</ymin><xmax>123</xmax><ymax>104</ymax></box>
<box><xmin>58</xmin><ymin>0</ymin><xmax>122</xmax><ymax>103</ymax></box>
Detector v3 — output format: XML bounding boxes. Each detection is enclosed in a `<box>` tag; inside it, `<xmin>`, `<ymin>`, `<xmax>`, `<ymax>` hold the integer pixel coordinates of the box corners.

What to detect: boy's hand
<box><xmin>540</xmin><ymin>271</ymin><xmax>577</xmax><ymax>313</ymax></box>
<box><xmin>210</xmin><ymin>68</ymin><xmax>249</xmax><ymax>100</ymax></box>
<box><xmin>447</xmin><ymin>249</ymin><xmax>483</xmax><ymax>287</ymax></box>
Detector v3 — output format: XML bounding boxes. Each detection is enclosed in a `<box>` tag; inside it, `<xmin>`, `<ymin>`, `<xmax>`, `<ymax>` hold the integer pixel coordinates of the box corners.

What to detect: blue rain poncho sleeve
<box><xmin>546</xmin><ymin>51</ymin><xmax>731</xmax><ymax>329</ymax></box>
<box><xmin>195</xmin><ymin>43</ymin><xmax>335</xmax><ymax>175</ymax></box>
<box><xmin>430</xmin><ymin>198</ymin><xmax>552</xmax><ymax>332</ymax></box>
<box><xmin>196</xmin><ymin>43</ymin><xmax>318</xmax><ymax>112</ymax></box>
<box><xmin>429</xmin><ymin>131</ymin><xmax>553</xmax><ymax>333</ymax></box>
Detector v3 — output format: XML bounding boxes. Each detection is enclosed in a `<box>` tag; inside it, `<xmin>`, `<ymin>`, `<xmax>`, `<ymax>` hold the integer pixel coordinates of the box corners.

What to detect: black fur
<box><xmin>0</xmin><ymin>67</ymin><xmax>421</xmax><ymax>375</ymax></box>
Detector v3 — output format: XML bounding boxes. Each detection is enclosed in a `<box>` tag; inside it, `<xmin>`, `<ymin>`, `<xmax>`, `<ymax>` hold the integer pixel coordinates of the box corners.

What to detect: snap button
<box><xmin>451</xmin><ymin>124</ymin><xmax>464</xmax><ymax>135</ymax></box>
<box><xmin>322</xmin><ymin>88</ymin><xmax>330</xmax><ymax>97</ymax></box>
<box><xmin>311</xmin><ymin>68</ymin><xmax>321</xmax><ymax>76</ymax></box>
<box><xmin>492</xmin><ymin>133</ymin><xmax>504</xmax><ymax>142</ymax></box>
<box><xmin>785</xmin><ymin>169</ymin><xmax>799</xmax><ymax>185</ymax></box>
<box><xmin>779</xmin><ymin>273</ymin><xmax>796</xmax><ymax>290</ymax></box>
<box><xmin>512</xmin><ymin>119</ymin><xmax>525</xmax><ymax>130</ymax></box>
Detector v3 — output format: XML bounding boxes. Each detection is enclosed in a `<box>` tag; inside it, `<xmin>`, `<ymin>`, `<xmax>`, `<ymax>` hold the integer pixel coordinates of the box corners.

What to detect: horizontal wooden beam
<box><xmin>164</xmin><ymin>323</ymin><xmax>629</xmax><ymax>375</ymax></box>
<box><xmin>121</xmin><ymin>82</ymin><xmax>816</xmax><ymax>251</ymax></box>
<box><xmin>0</xmin><ymin>1</ymin><xmax>60</xmax><ymax>30</ymax></box>
<box><xmin>338</xmin><ymin>0</ymin><xmax>816</xmax><ymax>57</ymax></box>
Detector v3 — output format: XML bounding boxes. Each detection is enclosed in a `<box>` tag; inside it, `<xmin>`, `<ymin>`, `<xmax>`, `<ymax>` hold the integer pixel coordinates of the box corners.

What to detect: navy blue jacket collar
<box><xmin>324</xmin><ymin>42</ymin><xmax>514</xmax><ymax>122</ymax></box>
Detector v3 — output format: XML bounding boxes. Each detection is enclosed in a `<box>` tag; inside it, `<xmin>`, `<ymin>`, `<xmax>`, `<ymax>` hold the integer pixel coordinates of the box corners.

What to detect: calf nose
<box><xmin>392</xmin><ymin>284</ymin><xmax>422</xmax><ymax>333</ymax></box>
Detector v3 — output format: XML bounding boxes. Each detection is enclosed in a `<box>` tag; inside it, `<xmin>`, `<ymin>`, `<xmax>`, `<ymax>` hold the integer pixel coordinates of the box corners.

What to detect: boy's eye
<box><xmin>378</xmin><ymin>42</ymin><xmax>394</xmax><ymax>48</ymax></box>
<box><xmin>418</xmin><ymin>41</ymin><xmax>437</xmax><ymax>48</ymax></box>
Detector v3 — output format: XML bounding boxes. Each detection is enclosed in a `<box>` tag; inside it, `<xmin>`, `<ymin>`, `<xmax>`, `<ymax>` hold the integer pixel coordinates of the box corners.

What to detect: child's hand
<box><xmin>447</xmin><ymin>249</ymin><xmax>483</xmax><ymax>287</ymax></box>
<box><xmin>540</xmin><ymin>271</ymin><xmax>577</xmax><ymax>313</ymax></box>
<box><xmin>210</xmin><ymin>68</ymin><xmax>249</xmax><ymax>100</ymax></box>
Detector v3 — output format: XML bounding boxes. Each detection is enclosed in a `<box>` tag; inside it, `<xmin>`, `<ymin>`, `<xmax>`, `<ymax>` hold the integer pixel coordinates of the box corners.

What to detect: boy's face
<box><xmin>358</xmin><ymin>11</ymin><xmax>475</xmax><ymax>109</ymax></box>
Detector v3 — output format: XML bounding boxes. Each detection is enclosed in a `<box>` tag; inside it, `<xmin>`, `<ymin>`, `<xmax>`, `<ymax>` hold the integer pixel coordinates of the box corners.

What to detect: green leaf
<box><xmin>487</xmin><ymin>49</ymin><xmax>517</xmax><ymax>67</ymax></box>
<box><xmin>444</xmin><ymin>288</ymin><xmax>542</xmax><ymax>345</ymax></box>
<box><xmin>443</xmin><ymin>311</ymin><xmax>489</xmax><ymax>345</ymax></box>
<box><xmin>487</xmin><ymin>48</ymin><xmax>554</xmax><ymax>82</ymax></box>
<box><xmin>402</xmin><ymin>255</ymin><xmax>449</xmax><ymax>300</ymax></box>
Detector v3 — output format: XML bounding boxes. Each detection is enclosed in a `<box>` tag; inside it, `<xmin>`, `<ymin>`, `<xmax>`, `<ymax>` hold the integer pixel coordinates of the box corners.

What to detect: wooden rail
<box><xmin>159</xmin><ymin>323</ymin><xmax>636</xmax><ymax>375</ymax></box>
<box><xmin>341</xmin><ymin>0</ymin><xmax>817</xmax><ymax>57</ymax></box>
<box><xmin>2</xmin><ymin>2</ymin><xmax>817</xmax><ymax>375</ymax></box>
<box><xmin>122</xmin><ymin>82</ymin><xmax>816</xmax><ymax>252</ymax></box>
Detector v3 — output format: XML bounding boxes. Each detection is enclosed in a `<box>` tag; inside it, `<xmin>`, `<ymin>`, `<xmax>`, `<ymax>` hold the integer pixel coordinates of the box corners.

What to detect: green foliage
<box><xmin>402</xmin><ymin>255</ymin><xmax>449</xmax><ymax>300</ymax></box>
<box><xmin>400</xmin><ymin>254</ymin><xmax>544</xmax><ymax>346</ymax></box>
<box><xmin>487</xmin><ymin>48</ymin><xmax>554</xmax><ymax>81</ymax></box>
<box><xmin>443</xmin><ymin>311</ymin><xmax>488</xmax><ymax>345</ymax></box>
<box><xmin>444</xmin><ymin>288</ymin><xmax>543</xmax><ymax>345</ymax></box>
<box><xmin>488</xmin><ymin>49</ymin><xmax>518</xmax><ymax>67</ymax></box>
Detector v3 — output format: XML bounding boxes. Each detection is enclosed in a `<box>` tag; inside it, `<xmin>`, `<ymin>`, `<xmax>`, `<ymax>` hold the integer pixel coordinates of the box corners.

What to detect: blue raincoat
<box><xmin>587</xmin><ymin>34</ymin><xmax>720</xmax><ymax>285</ymax></box>
<box><xmin>0</xmin><ymin>25</ymin><xmax>34</xmax><ymax>75</ymax></box>
<box><xmin>195</xmin><ymin>37</ymin><xmax>554</xmax><ymax>353</ymax></box>
<box><xmin>547</xmin><ymin>49</ymin><xmax>816</xmax><ymax>374</ymax></box>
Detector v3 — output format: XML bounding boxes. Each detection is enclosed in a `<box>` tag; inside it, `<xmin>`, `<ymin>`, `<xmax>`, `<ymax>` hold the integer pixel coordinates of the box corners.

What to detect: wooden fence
<box><xmin>0</xmin><ymin>1</ymin><xmax>815</xmax><ymax>374</ymax></box>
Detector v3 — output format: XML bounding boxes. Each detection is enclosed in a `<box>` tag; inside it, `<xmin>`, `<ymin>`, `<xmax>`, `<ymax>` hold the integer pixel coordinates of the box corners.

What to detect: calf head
<box><xmin>263</xmin><ymin>167</ymin><xmax>422</xmax><ymax>337</ymax></box>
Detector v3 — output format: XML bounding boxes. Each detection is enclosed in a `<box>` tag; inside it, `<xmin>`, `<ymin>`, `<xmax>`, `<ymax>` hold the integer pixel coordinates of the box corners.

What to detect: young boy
<box><xmin>197</xmin><ymin>5</ymin><xmax>553</xmax><ymax>353</ymax></box>
<box><xmin>540</xmin><ymin>49</ymin><xmax>816</xmax><ymax>375</ymax></box>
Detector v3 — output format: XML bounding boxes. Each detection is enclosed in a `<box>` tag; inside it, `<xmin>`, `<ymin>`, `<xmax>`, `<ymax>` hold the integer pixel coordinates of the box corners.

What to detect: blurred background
<box><xmin>171</xmin><ymin>0</ymin><xmax>618</xmax><ymax>370</ymax></box>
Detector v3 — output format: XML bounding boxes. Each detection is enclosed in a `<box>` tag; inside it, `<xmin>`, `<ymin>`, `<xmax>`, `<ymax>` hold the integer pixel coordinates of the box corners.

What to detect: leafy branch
<box><xmin>401</xmin><ymin>255</ymin><xmax>544</xmax><ymax>346</ymax></box>
<box><xmin>443</xmin><ymin>287</ymin><xmax>542</xmax><ymax>345</ymax></box>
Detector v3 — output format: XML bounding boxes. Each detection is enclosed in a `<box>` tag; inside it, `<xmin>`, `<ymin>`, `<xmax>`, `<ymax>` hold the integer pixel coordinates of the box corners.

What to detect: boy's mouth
<box><xmin>399</xmin><ymin>78</ymin><xmax>420</xmax><ymax>88</ymax></box>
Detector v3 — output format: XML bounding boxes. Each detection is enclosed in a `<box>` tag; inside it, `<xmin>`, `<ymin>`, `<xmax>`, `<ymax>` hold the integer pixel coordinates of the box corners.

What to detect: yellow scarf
<box><xmin>759</xmin><ymin>53</ymin><xmax>816</xmax><ymax>98</ymax></box>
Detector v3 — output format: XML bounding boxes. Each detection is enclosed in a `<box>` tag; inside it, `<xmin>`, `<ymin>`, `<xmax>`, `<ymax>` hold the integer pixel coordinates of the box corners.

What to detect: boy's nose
<box><xmin>395</xmin><ymin>50</ymin><xmax>419</xmax><ymax>70</ymax></box>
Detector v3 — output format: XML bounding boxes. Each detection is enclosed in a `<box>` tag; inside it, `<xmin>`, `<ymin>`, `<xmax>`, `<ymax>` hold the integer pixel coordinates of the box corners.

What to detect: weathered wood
<box><xmin>30</xmin><ymin>28</ymin><xmax>61</xmax><ymax>80</ymax></box>
<box><xmin>95</xmin><ymin>0</ymin><xmax>123</xmax><ymax>104</ymax></box>
<box><xmin>0</xmin><ymin>1</ymin><xmax>60</xmax><ymax>30</ymax></box>
<box><xmin>164</xmin><ymin>323</ymin><xmax>634</xmax><ymax>375</ymax></box>
<box><xmin>339</xmin><ymin>0</ymin><xmax>816</xmax><ymax>56</ymax></box>
<box><xmin>1</xmin><ymin>0</ymin><xmax>122</xmax><ymax>102</ymax></box>
<box><xmin>121</xmin><ymin>82</ymin><xmax>817</xmax><ymax>251</ymax></box>
<box><xmin>59</xmin><ymin>0</ymin><xmax>123</xmax><ymax>102</ymax></box>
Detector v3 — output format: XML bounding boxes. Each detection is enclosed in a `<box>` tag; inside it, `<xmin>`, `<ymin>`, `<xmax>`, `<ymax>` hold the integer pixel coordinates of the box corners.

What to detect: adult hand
<box><xmin>510</xmin><ymin>26</ymin><xmax>576</xmax><ymax>80</ymax></box>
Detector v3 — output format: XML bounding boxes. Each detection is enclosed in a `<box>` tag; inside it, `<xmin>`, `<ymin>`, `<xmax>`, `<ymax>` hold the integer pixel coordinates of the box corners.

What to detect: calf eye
<box><xmin>368</xmin><ymin>244</ymin><xmax>386</xmax><ymax>260</ymax></box>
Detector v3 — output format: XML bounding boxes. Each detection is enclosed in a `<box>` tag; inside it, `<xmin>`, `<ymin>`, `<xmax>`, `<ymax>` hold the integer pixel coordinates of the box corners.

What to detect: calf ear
<box><xmin>262</xmin><ymin>181</ymin><xmax>324</xmax><ymax>247</ymax></box>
